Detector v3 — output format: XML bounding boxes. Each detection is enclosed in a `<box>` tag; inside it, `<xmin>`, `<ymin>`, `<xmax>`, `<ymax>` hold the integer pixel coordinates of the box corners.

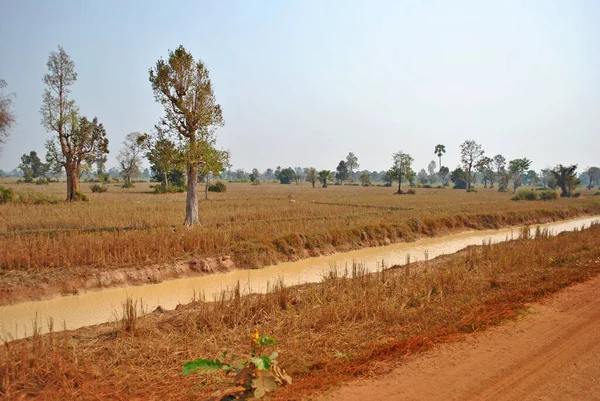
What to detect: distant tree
<box><xmin>149</xmin><ymin>45</ymin><xmax>224</xmax><ymax>226</ymax></box>
<box><xmin>198</xmin><ymin>143</ymin><xmax>230</xmax><ymax>199</ymax></box>
<box><xmin>359</xmin><ymin>172</ymin><xmax>371</xmax><ymax>186</ymax></box>
<box><xmin>249</xmin><ymin>168</ymin><xmax>260</xmax><ymax>184</ymax></box>
<box><xmin>427</xmin><ymin>160</ymin><xmax>438</xmax><ymax>183</ymax></box>
<box><xmin>551</xmin><ymin>165</ymin><xmax>580</xmax><ymax>197</ymax></box>
<box><xmin>540</xmin><ymin>168</ymin><xmax>551</xmax><ymax>189</ymax></box>
<box><xmin>475</xmin><ymin>156</ymin><xmax>493</xmax><ymax>188</ymax></box>
<box><xmin>345</xmin><ymin>152</ymin><xmax>359</xmax><ymax>182</ymax></box>
<box><xmin>390</xmin><ymin>151</ymin><xmax>414</xmax><ymax>193</ymax></box>
<box><xmin>141</xmin><ymin>168</ymin><xmax>151</xmax><ymax>179</ymax></box>
<box><xmin>451</xmin><ymin>167</ymin><xmax>468</xmax><ymax>189</ymax></box>
<box><xmin>525</xmin><ymin>170</ymin><xmax>540</xmax><ymax>187</ymax></box>
<box><xmin>139</xmin><ymin>127</ymin><xmax>184</xmax><ymax>189</ymax></box>
<box><xmin>417</xmin><ymin>168</ymin><xmax>429</xmax><ymax>185</ymax></box>
<box><xmin>317</xmin><ymin>170</ymin><xmax>333</xmax><ymax>188</ymax></box>
<box><xmin>276</xmin><ymin>167</ymin><xmax>295</xmax><ymax>184</ymax></box>
<box><xmin>586</xmin><ymin>166</ymin><xmax>600</xmax><ymax>189</ymax></box>
<box><xmin>492</xmin><ymin>154</ymin><xmax>508</xmax><ymax>191</ymax></box>
<box><xmin>508</xmin><ymin>158</ymin><xmax>532</xmax><ymax>193</ymax></box>
<box><xmin>383</xmin><ymin>169</ymin><xmax>394</xmax><ymax>186</ymax></box>
<box><xmin>438</xmin><ymin>166</ymin><xmax>450</xmax><ymax>186</ymax></box>
<box><xmin>19</xmin><ymin>151</ymin><xmax>46</xmax><ymax>183</ymax></box>
<box><xmin>335</xmin><ymin>160</ymin><xmax>349</xmax><ymax>184</ymax></box>
<box><xmin>0</xmin><ymin>79</ymin><xmax>16</xmax><ymax>154</ymax></box>
<box><xmin>294</xmin><ymin>167</ymin><xmax>304</xmax><ymax>184</ymax></box>
<box><xmin>305</xmin><ymin>167</ymin><xmax>317</xmax><ymax>188</ymax></box>
<box><xmin>459</xmin><ymin>140</ymin><xmax>484</xmax><ymax>191</ymax></box>
<box><xmin>41</xmin><ymin>46</ymin><xmax>109</xmax><ymax>201</ymax></box>
<box><xmin>264</xmin><ymin>168</ymin><xmax>274</xmax><ymax>181</ymax></box>
<box><xmin>434</xmin><ymin>144</ymin><xmax>446</xmax><ymax>170</ymax></box>
<box><xmin>117</xmin><ymin>132</ymin><xmax>145</xmax><ymax>186</ymax></box>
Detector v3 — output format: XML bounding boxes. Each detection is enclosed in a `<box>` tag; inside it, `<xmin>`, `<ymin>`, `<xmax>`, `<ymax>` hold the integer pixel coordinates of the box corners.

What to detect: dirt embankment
<box><xmin>322</xmin><ymin>274</ymin><xmax>600</xmax><ymax>401</ymax></box>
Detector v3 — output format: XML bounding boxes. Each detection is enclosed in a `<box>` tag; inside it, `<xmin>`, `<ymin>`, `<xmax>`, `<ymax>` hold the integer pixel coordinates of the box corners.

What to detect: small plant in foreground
<box><xmin>0</xmin><ymin>186</ymin><xmax>14</xmax><ymax>204</ymax></box>
<box><xmin>182</xmin><ymin>330</ymin><xmax>291</xmax><ymax>399</ymax></box>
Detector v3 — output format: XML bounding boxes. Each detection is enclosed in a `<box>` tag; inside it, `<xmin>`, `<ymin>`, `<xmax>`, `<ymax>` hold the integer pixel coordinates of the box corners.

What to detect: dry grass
<box><xmin>2</xmin><ymin>223</ymin><xmax>600</xmax><ymax>400</ymax></box>
<box><xmin>1</xmin><ymin>179</ymin><xmax>600</xmax><ymax>276</ymax></box>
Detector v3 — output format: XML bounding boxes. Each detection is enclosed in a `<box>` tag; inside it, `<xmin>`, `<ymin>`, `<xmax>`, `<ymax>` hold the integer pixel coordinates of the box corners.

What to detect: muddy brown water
<box><xmin>1</xmin><ymin>216</ymin><xmax>598</xmax><ymax>341</ymax></box>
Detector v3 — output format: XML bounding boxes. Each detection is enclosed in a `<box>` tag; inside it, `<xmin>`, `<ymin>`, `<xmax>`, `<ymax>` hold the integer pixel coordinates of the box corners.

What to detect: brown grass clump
<box><xmin>2</xmin><ymin>223</ymin><xmax>600</xmax><ymax>400</ymax></box>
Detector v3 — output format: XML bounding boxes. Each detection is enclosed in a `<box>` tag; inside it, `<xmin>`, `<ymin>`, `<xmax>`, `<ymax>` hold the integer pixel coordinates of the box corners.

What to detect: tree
<box><xmin>476</xmin><ymin>156</ymin><xmax>493</xmax><ymax>188</ymax></box>
<box><xmin>264</xmin><ymin>168</ymin><xmax>274</xmax><ymax>181</ymax></box>
<box><xmin>0</xmin><ymin>79</ymin><xmax>16</xmax><ymax>154</ymax></box>
<box><xmin>275</xmin><ymin>167</ymin><xmax>295</xmax><ymax>184</ymax></box>
<box><xmin>540</xmin><ymin>168</ymin><xmax>551</xmax><ymax>189</ymax></box>
<box><xmin>294</xmin><ymin>167</ymin><xmax>304</xmax><ymax>185</ymax></box>
<box><xmin>434</xmin><ymin>144</ymin><xmax>446</xmax><ymax>170</ymax></box>
<box><xmin>117</xmin><ymin>132</ymin><xmax>145</xmax><ymax>187</ymax></box>
<box><xmin>525</xmin><ymin>170</ymin><xmax>540</xmax><ymax>187</ymax></box>
<box><xmin>417</xmin><ymin>168</ymin><xmax>429</xmax><ymax>185</ymax></box>
<box><xmin>317</xmin><ymin>170</ymin><xmax>333</xmax><ymax>188</ymax></box>
<box><xmin>335</xmin><ymin>160</ymin><xmax>349</xmax><ymax>184</ymax></box>
<box><xmin>198</xmin><ymin>140</ymin><xmax>230</xmax><ymax>199</ymax></box>
<box><xmin>345</xmin><ymin>152</ymin><xmax>359</xmax><ymax>182</ymax></box>
<box><xmin>492</xmin><ymin>154</ymin><xmax>507</xmax><ymax>191</ymax></box>
<box><xmin>451</xmin><ymin>167</ymin><xmax>468</xmax><ymax>189</ymax></box>
<box><xmin>140</xmin><ymin>127</ymin><xmax>184</xmax><ymax>189</ymax></box>
<box><xmin>41</xmin><ymin>46</ymin><xmax>109</xmax><ymax>201</ymax></box>
<box><xmin>459</xmin><ymin>140</ymin><xmax>484</xmax><ymax>191</ymax></box>
<box><xmin>390</xmin><ymin>151</ymin><xmax>414</xmax><ymax>193</ymax></box>
<box><xmin>508</xmin><ymin>158</ymin><xmax>532</xmax><ymax>193</ymax></box>
<box><xmin>249</xmin><ymin>168</ymin><xmax>260</xmax><ymax>184</ymax></box>
<box><xmin>149</xmin><ymin>45</ymin><xmax>224</xmax><ymax>226</ymax></box>
<box><xmin>359</xmin><ymin>172</ymin><xmax>371</xmax><ymax>186</ymax></box>
<box><xmin>438</xmin><ymin>166</ymin><xmax>450</xmax><ymax>186</ymax></box>
<box><xmin>19</xmin><ymin>151</ymin><xmax>46</xmax><ymax>183</ymax></box>
<box><xmin>551</xmin><ymin>165</ymin><xmax>580</xmax><ymax>197</ymax></box>
<box><xmin>586</xmin><ymin>166</ymin><xmax>600</xmax><ymax>189</ymax></box>
<box><xmin>304</xmin><ymin>167</ymin><xmax>317</xmax><ymax>188</ymax></box>
<box><xmin>427</xmin><ymin>160</ymin><xmax>437</xmax><ymax>183</ymax></box>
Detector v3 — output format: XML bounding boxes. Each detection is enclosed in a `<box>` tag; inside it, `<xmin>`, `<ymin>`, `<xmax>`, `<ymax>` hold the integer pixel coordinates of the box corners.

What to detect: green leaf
<box><xmin>269</xmin><ymin>351</ymin><xmax>278</xmax><ymax>361</ymax></box>
<box><xmin>182</xmin><ymin>358</ymin><xmax>226</xmax><ymax>376</ymax></box>
<box><xmin>251</xmin><ymin>355</ymin><xmax>272</xmax><ymax>371</ymax></box>
<box><xmin>258</xmin><ymin>334</ymin><xmax>277</xmax><ymax>347</ymax></box>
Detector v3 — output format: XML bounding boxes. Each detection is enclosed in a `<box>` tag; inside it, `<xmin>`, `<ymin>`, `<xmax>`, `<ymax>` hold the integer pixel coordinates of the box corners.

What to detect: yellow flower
<box><xmin>252</xmin><ymin>328</ymin><xmax>259</xmax><ymax>345</ymax></box>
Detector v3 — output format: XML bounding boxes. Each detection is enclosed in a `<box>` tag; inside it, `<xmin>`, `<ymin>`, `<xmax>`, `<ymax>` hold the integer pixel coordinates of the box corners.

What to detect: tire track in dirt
<box><xmin>321</xmin><ymin>275</ymin><xmax>600</xmax><ymax>401</ymax></box>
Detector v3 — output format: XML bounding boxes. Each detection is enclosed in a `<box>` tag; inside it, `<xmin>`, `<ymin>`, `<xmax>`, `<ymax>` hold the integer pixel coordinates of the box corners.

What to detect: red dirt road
<box><xmin>322</xmin><ymin>275</ymin><xmax>600</xmax><ymax>401</ymax></box>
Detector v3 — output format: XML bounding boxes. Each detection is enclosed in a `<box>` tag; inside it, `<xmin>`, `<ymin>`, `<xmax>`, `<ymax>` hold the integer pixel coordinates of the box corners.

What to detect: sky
<box><xmin>0</xmin><ymin>0</ymin><xmax>599</xmax><ymax>174</ymax></box>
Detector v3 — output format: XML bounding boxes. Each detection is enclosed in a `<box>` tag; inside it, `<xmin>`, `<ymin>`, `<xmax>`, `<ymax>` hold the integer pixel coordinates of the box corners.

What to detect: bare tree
<box><xmin>0</xmin><ymin>79</ymin><xmax>16</xmax><ymax>154</ymax></box>
<box><xmin>460</xmin><ymin>140</ymin><xmax>484</xmax><ymax>191</ymax></box>
<box><xmin>117</xmin><ymin>132</ymin><xmax>145</xmax><ymax>187</ymax></box>
<box><xmin>41</xmin><ymin>46</ymin><xmax>108</xmax><ymax>201</ymax></box>
<box><xmin>149</xmin><ymin>45</ymin><xmax>224</xmax><ymax>226</ymax></box>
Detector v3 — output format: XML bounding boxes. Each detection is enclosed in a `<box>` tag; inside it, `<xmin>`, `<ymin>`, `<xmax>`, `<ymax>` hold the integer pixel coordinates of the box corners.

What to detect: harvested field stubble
<box><xmin>2</xmin><ymin>223</ymin><xmax>600</xmax><ymax>400</ymax></box>
<box><xmin>1</xmin><ymin>181</ymin><xmax>599</xmax><ymax>274</ymax></box>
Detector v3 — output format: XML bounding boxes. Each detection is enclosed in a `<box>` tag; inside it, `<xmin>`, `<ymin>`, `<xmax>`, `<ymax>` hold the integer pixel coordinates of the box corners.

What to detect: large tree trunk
<box><xmin>65</xmin><ymin>161</ymin><xmax>79</xmax><ymax>201</ymax></box>
<box><xmin>397</xmin><ymin>177</ymin><xmax>402</xmax><ymax>193</ymax></box>
<box><xmin>205</xmin><ymin>180</ymin><xmax>209</xmax><ymax>200</ymax></box>
<box><xmin>184</xmin><ymin>164</ymin><xmax>200</xmax><ymax>226</ymax></box>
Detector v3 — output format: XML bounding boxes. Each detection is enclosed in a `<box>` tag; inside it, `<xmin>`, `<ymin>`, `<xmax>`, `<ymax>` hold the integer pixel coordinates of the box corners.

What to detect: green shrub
<box><xmin>512</xmin><ymin>189</ymin><xmax>537</xmax><ymax>201</ymax></box>
<box><xmin>0</xmin><ymin>186</ymin><xmax>14</xmax><ymax>204</ymax></box>
<box><xmin>208</xmin><ymin>181</ymin><xmax>227</xmax><ymax>193</ymax></box>
<box><xmin>407</xmin><ymin>188</ymin><xmax>416</xmax><ymax>195</ymax></box>
<box><xmin>152</xmin><ymin>184</ymin><xmax>185</xmax><ymax>193</ymax></box>
<box><xmin>74</xmin><ymin>190</ymin><xmax>89</xmax><ymax>202</ymax></box>
<box><xmin>35</xmin><ymin>177</ymin><xmax>49</xmax><ymax>185</ymax></box>
<box><xmin>90</xmin><ymin>184</ymin><xmax>108</xmax><ymax>193</ymax></box>
<box><xmin>595</xmin><ymin>191</ymin><xmax>600</xmax><ymax>196</ymax></box>
<box><xmin>121</xmin><ymin>181</ymin><xmax>135</xmax><ymax>188</ymax></box>
<box><xmin>539</xmin><ymin>190</ymin><xmax>558</xmax><ymax>201</ymax></box>
<box><xmin>466</xmin><ymin>188</ymin><xmax>478</xmax><ymax>193</ymax></box>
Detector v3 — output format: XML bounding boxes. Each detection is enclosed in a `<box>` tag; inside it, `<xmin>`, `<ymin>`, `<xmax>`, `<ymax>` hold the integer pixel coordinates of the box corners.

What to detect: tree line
<box><xmin>1</xmin><ymin>46</ymin><xmax>598</xmax><ymax>226</ymax></box>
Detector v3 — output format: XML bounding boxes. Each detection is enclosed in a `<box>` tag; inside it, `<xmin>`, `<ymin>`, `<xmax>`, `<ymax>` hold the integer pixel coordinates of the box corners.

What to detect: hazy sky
<box><xmin>0</xmin><ymin>0</ymin><xmax>598</xmax><ymax>173</ymax></box>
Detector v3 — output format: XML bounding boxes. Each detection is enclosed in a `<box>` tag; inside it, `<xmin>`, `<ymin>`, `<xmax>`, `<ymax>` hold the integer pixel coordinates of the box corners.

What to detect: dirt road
<box><xmin>322</xmin><ymin>274</ymin><xmax>600</xmax><ymax>401</ymax></box>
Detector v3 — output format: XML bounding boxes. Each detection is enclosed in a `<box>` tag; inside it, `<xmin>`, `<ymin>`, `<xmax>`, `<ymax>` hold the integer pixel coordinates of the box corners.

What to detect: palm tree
<box><xmin>434</xmin><ymin>144</ymin><xmax>446</xmax><ymax>169</ymax></box>
<box><xmin>550</xmin><ymin>164</ymin><xmax>579</xmax><ymax>197</ymax></box>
